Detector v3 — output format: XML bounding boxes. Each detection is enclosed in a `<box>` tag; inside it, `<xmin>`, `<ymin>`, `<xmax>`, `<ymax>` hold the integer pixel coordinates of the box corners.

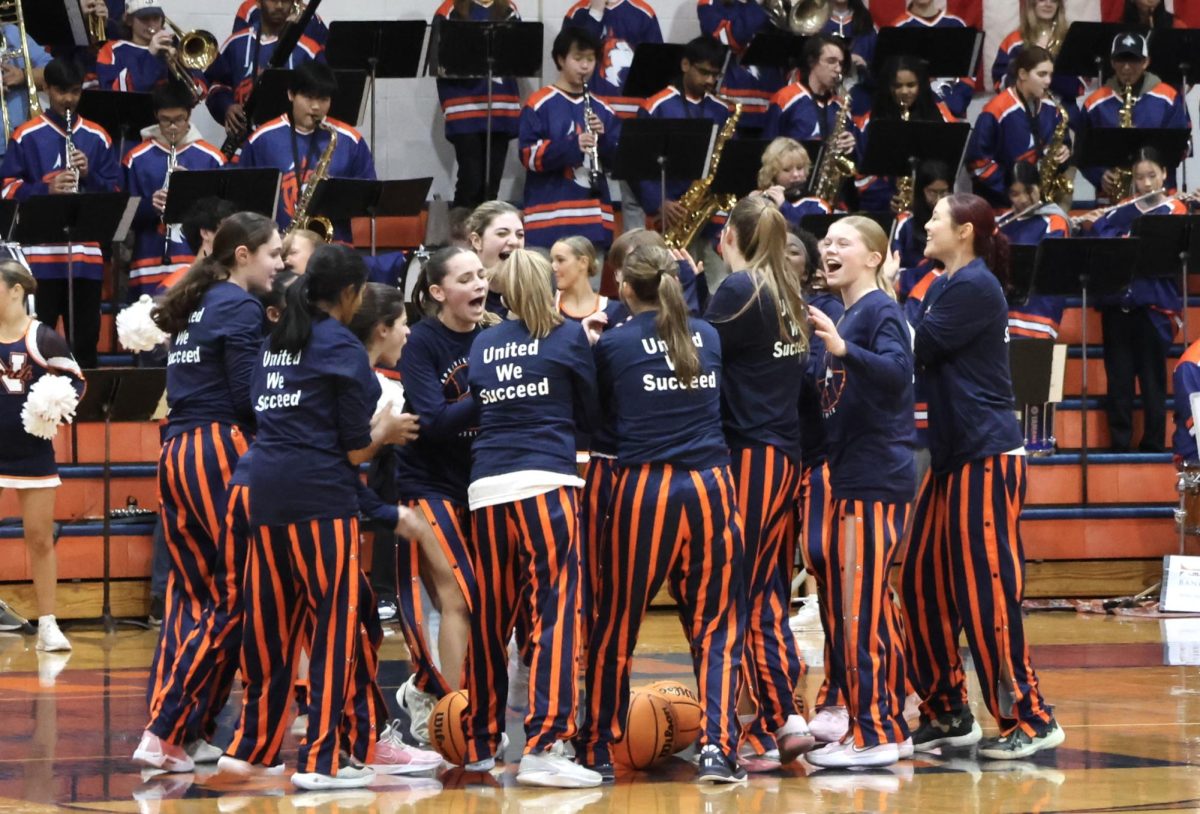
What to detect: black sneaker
<box><xmin>977</xmin><ymin>721</ymin><xmax>1065</xmax><ymax>760</ymax></box>
<box><xmin>579</xmin><ymin>761</ymin><xmax>615</xmax><ymax>783</ymax></box>
<box><xmin>147</xmin><ymin>596</ymin><xmax>164</xmax><ymax>627</ymax></box>
<box><xmin>911</xmin><ymin>711</ymin><xmax>982</xmax><ymax>752</ymax></box>
<box><xmin>696</xmin><ymin>745</ymin><xmax>748</xmax><ymax>784</ymax></box>
<box><xmin>0</xmin><ymin>599</ymin><xmax>29</xmax><ymax>633</ymax></box>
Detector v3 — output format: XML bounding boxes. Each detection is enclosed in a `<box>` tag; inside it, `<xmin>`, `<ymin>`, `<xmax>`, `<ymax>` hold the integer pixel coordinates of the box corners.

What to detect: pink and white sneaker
<box><xmin>775</xmin><ymin>715</ymin><xmax>817</xmax><ymax>762</ymax></box>
<box><xmin>132</xmin><ymin>731</ymin><xmax>194</xmax><ymax>773</ymax></box>
<box><xmin>370</xmin><ymin>721</ymin><xmax>444</xmax><ymax>775</ymax></box>
<box><xmin>808</xmin><ymin>706</ymin><xmax>849</xmax><ymax>744</ymax></box>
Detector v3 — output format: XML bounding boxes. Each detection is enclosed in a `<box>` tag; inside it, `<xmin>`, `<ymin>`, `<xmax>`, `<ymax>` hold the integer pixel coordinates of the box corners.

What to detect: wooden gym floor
<box><xmin>0</xmin><ymin>609</ymin><xmax>1196</xmax><ymax>814</ymax></box>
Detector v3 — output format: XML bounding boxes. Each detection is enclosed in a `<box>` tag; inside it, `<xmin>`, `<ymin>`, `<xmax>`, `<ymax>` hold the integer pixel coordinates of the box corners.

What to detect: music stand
<box><xmin>612</xmin><ymin>118</ymin><xmax>715</xmax><ymax>223</ymax></box>
<box><xmin>247</xmin><ymin>68</ymin><xmax>368</xmax><ymax>128</ymax></box>
<box><xmin>622</xmin><ymin>43</ymin><xmax>689</xmax><ymax>100</ymax></box>
<box><xmin>162</xmin><ymin>169</ymin><xmax>282</xmax><ymax>222</ymax></box>
<box><xmin>1055</xmin><ymin>22</ymin><xmax>1126</xmax><ymax>88</ymax></box>
<box><xmin>1132</xmin><ymin>215</ymin><xmax>1200</xmax><ymax>344</ymax></box>
<box><xmin>1031</xmin><ymin>237</ymin><xmax>1139</xmax><ymax>503</ymax></box>
<box><xmin>14</xmin><ymin>193</ymin><xmax>133</xmax><ymax>357</ymax></box>
<box><xmin>77</xmin><ymin>91</ymin><xmax>155</xmax><ymax>159</ymax></box>
<box><xmin>797</xmin><ymin>214</ymin><xmax>848</xmax><ymax>240</ymax></box>
<box><xmin>75</xmin><ymin>368</ymin><xmax>166</xmax><ymax>633</ymax></box>
<box><xmin>1076</xmin><ymin>127</ymin><xmax>1191</xmax><ymax>199</ymax></box>
<box><xmin>430</xmin><ymin>19</ymin><xmax>544</xmax><ymax>192</ymax></box>
<box><xmin>18</xmin><ymin>0</ymin><xmax>89</xmax><ymax>49</ymax></box>
<box><xmin>739</xmin><ymin>29</ymin><xmax>808</xmax><ymax>72</ymax></box>
<box><xmin>308</xmin><ymin>177</ymin><xmax>433</xmax><ymax>256</ymax></box>
<box><xmin>326</xmin><ymin>21</ymin><xmax>427</xmax><ymax>157</ymax></box>
<box><xmin>1008</xmin><ymin>243</ymin><xmax>1038</xmax><ymax>308</ymax></box>
<box><xmin>862</xmin><ymin>119</ymin><xmax>972</xmax><ymax>226</ymax></box>
<box><xmin>712</xmin><ymin>139</ymin><xmax>771</xmax><ymax>200</ymax></box>
<box><xmin>871</xmin><ymin>28</ymin><xmax>982</xmax><ymax>79</ymax></box>
<box><xmin>1146</xmin><ymin>29</ymin><xmax>1200</xmax><ymax>192</ymax></box>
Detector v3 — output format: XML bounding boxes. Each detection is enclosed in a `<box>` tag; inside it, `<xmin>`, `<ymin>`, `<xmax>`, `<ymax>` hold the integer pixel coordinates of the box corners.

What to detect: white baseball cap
<box><xmin>125</xmin><ymin>0</ymin><xmax>165</xmax><ymax>17</ymax></box>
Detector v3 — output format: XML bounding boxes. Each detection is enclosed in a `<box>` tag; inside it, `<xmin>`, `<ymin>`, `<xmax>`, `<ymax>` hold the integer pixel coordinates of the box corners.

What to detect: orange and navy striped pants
<box><xmin>900</xmin><ymin>454</ymin><xmax>1055</xmax><ymax>737</ymax></box>
<box><xmin>579</xmin><ymin>455</ymin><xmax>618</xmax><ymax>656</ymax></box>
<box><xmin>799</xmin><ymin>462</ymin><xmax>846</xmax><ymax>711</ymax></box>
<box><xmin>395</xmin><ymin>498</ymin><xmax>476</xmax><ymax>697</ymax></box>
<box><xmin>464</xmin><ymin>487</ymin><xmax>582</xmax><ymax>761</ymax></box>
<box><xmin>578</xmin><ymin>464</ymin><xmax>746</xmax><ymax>763</ymax></box>
<box><xmin>148</xmin><ymin>423</ymin><xmax>247</xmax><ymax>727</ymax></box>
<box><xmin>227</xmin><ymin>516</ymin><xmax>378</xmax><ymax>774</ymax></box>
<box><xmin>817</xmin><ymin>499</ymin><xmax>910</xmax><ymax>748</ymax></box>
<box><xmin>732</xmin><ymin>446</ymin><xmax>805</xmax><ymax>753</ymax></box>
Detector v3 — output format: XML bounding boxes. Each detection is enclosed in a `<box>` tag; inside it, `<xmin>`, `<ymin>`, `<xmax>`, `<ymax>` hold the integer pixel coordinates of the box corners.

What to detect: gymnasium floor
<box><xmin>0</xmin><ymin>611</ymin><xmax>1196</xmax><ymax>814</ymax></box>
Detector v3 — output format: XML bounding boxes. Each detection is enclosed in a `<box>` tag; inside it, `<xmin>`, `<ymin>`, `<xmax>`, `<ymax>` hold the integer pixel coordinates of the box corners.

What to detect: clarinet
<box><xmin>581</xmin><ymin>82</ymin><xmax>603</xmax><ymax>191</ymax></box>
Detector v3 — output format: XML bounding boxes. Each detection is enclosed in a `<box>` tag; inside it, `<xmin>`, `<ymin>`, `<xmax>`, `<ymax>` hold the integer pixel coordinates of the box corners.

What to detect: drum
<box><xmin>1176</xmin><ymin>466</ymin><xmax>1200</xmax><ymax>535</ymax></box>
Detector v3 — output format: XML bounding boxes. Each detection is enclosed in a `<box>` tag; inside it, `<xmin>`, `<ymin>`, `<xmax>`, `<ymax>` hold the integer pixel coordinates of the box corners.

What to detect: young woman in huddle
<box><xmin>902</xmin><ymin>193</ymin><xmax>1064</xmax><ymax>760</ymax></box>
<box><xmin>579</xmin><ymin>244</ymin><xmax>747</xmax><ymax>785</ymax></box>
<box><xmin>468</xmin><ymin>201</ymin><xmax>525</xmax><ymax>319</ymax></box>
<box><xmin>806</xmin><ymin>216</ymin><xmax>915</xmax><ymax>769</ymax></box>
<box><xmin>392</xmin><ymin>246</ymin><xmax>488</xmax><ymax>745</ymax></box>
<box><xmin>461</xmin><ymin>249</ymin><xmax>601</xmax><ymax>788</ymax></box>
<box><xmin>136</xmin><ymin>212</ymin><xmax>281</xmax><ymax>774</ymax></box>
<box><xmin>705</xmin><ymin>195</ymin><xmax>813</xmax><ymax>771</ymax></box>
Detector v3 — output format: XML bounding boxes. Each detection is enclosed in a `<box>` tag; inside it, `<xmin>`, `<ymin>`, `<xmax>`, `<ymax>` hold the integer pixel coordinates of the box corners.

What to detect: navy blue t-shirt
<box><xmin>799</xmin><ymin>292</ymin><xmax>844</xmax><ymax>469</ymax></box>
<box><xmin>705</xmin><ymin>271</ymin><xmax>805</xmax><ymax>461</ymax></box>
<box><xmin>914</xmin><ymin>257</ymin><xmax>1024</xmax><ymax>475</ymax></box>
<box><xmin>468</xmin><ymin>318</ymin><xmax>599</xmax><ymax>480</ymax></box>
<box><xmin>819</xmin><ymin>289</ymin><xmax>915</xmax><ymax>503</ymax></box>
<box><xmin>595</xmin><ymin>311</ymin><xmax>728</xmax><ymax>470</ymax></box>
<box><xmin>165</xmin><ymin>280</ymin><xmax>263</xmax><ymax>439</ymax></box>
<box><xmin>248</xmin><ymin>315</ymin><xmax>378</xmax><ymax>525</ymax></box>
<box><xmin>394</xmin><ymin>317</ymin><xmax>480</xmax><ymax>502</ymax></box>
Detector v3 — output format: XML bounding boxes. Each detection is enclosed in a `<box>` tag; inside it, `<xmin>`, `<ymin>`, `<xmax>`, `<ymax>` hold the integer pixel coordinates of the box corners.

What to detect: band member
<box><xmin>902</xmin><ymin>193</ymin><xmax>1065</xmax><ymax>760</ymax></box>
<box><xmin>461</xmin><ymin>249</ymin><xmax>602</xmax><ymax>788</ymax></box>
<box><xmin>821</xmin><ymin>0</ymin><xmax>877</xmax><ymax>115</ymax></box>
<box><xmin>1122</xmin><ymin>0</ymin><xmax>1177</xmax><ymax>29</ymax></box>
<box><xmin>705</xmin><ymin>197</ymin><xmax>813</xmax><ymax>771</ymax></box>
<box><xmin>434</xmin><ymin>0</ymin><xmax>522</xmax><ymax>209</ymax></box>
<box><xmin>134</xmin><ymin>212</ymin><xmax>280</xmax><ymax>773</ymax></box>
<box><xmin>0</xmin><ymin>21</ymin><xmax>50</xmax><ymax>157</ymax></box>
<box><xmin>696</xmin><ymin>0</ymin><xmax>786</xmax><ymax>134</ymax></box>
<box><xmin>205</xmin><ymin>0</ymin><xmax>324</xmax><ymax>144</ymax></box>
<box><xmin>890</xmin><ymin>1</ymin><xmax>976</xmax><ymax>119</ymax></box>
<box><xmin>238</xmin><ymin>62</ymin><xmax>375</xmax><ymax>244</ymax></box>
<box><xmin>1079</xmin><ymin>32</ymin><xmax>1190</xmax><ymax>201</ymax></box>
<box><xmin>0</xmin><ymin>59</ymin><xmax>120</xmax><ymax>369</ymax></box>
<box><xmin>967</xmin><ymin>47</ymin><xmax>1070</xmax><ymax>208</ymax></box>
<box><xmin>578</xmin><ymin>244</ymin><xmax>747</xmax><ymax>784</ymax></box>
<box><xmin>892</xmin><ymin>159</ymin><xmax>953</xmax><ymax>303</ymax></box>
<box><xmin>234</xmin><ymin>0</ymin><xmax>329</xmax><ymax>47</ymax></box>
<box><xmin>1173</xmin><ymin>340</ymin><xmax>1200</xmax><ymax>465</ymax></box>
<box><xmin>754</xmin><ymin>137</ymin><xmax>830</xmax><ymax>224</ymax></box>
<box><xmin>565</xmin><ymin>0</ymin><xmax>663</xmax><ymax>118</ymax></box>
<box><xmin>992</xmin><ymin>0</ymin><xmax>1083</xmax><ymax>109</ymax></box>
<box><xmin>124</xmin><ymin>83</ymin><xmax>227</xmax><ymax>299</ymax></box>
<box><xmin>519</xmin><ymin>26</ymin><xmax>619</xmax><ymax>250</ymax></box>
<box><xmin>96</xmin><ymin>0</ymin><xmax>206</xmax><ymax>93</ymax></box>
<box><xmin>0</xmin><ymin>261</ymin><xmax>84</xmax><ymax>653</ymax></box>
<box><xmin>763</xmin><ymin>34</ymin><xmax>852</xmax><ymax>152</ymax></box>
<box><xmin>807</xmin><ymin>216</ymin><xmax>914</xmax><ymax>768</ymax></box>
<box><xmin>1078</xmin><ymin>147</ymin><xmax>1186</xmax><ymax>453</ymax></box>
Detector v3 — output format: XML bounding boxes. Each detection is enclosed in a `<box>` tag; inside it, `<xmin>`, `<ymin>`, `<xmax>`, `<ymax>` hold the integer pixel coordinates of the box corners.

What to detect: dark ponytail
<box><xmin>153</xmin><ymin>211</ymin><xmax>277</xmax><ymax>335</ymax></box>
<box><xmin>945</xmin><ymin>193</ymin><xmax>1011</xmax><ymax>288</ymax></box>
<box><xmin>270</xmin><ymin>243</ymin><xmax>367</xmax><ymax>352</ymax></box>
<box><xmin>413</xmin><ymin>246</ymin><xmax>473</xmax><ymax>316</ymax></box>
<box><xmin>349</xmin><ymin>282</ymin><xmax>406</xmax><ymax>345</ymax></box>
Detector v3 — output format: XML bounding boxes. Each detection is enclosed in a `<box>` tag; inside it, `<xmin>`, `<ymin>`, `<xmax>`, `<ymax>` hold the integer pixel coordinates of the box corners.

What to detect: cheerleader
<box><xmin>552</xmin><ymin>236</ymin><xmax>626</xmax><ymax>328</ymax></box>
<box><xmin>460</xmin><ymin>249</ymin><xmax>601</xmax><ymax>787</ymax></box>
<box><xmin>283</xmin><ymin>228</ymin><xmax>323</xmax><ymax>275</ymax></box>
<box><xmin>0</xmin><ymin>261</ymin><xmax>84</xmax><ymax>653</ymax></box>
<box><xmin>467</xmin><ymin>201</ymin><xmax>525</xmax><ymax>318</ymax></box>
<box><xmin>902</xmin><ymin>193</ymin><xmax>1064</xmax><ymax>759</ymax></box>
<box><xmin>391</xmin><ymin>246</ymin><xmax>488</xmax><ymax>745</ymax></box>
<box><xmin>705</xmin><ymin>197</ymin><xmax>813</xmax><ymax>770</ymax></box>
<box><xmin>806</xmin><ymin>216</ymin><xmax>915</xmax><ymax>768</ymax></box>
<box><xmin>135</xmin><ymin>212</ymin><xmax>281</xmax><ymax>773</ymax></box>
<box><xmin>579</xmin><ymin>244</ymin><xmax>747</xmax><ymax>784</ymax></box>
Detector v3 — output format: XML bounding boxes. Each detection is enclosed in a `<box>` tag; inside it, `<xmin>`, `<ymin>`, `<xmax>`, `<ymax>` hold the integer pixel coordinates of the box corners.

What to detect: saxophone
<box><xmin>663</xmin><ymin>103</ymin><xmax>742</xmax><ymax>250</ymax></box>
<box><xmin>810</xmin><ymin>93</ymin><xmax>855</xmax><ymax>205</ymax></box>
<box><xmin>892</xmin><ymin>103</ymin><xmax>914</xmax><ymax>214</ymax></box>
<box><xmin>1038</xmin><ymin>99</ymin><xmax>1073</xmax><ymax>204</ymax></box>
<box><xmin>286</xmin><ymin>120</ymin><xmax>337</xmax><ymax>241</ymax></box>
<box><xmin>1111</xmin><ymin>82</ymin><xmax>1135</xmax><ymax>200</ymax></box>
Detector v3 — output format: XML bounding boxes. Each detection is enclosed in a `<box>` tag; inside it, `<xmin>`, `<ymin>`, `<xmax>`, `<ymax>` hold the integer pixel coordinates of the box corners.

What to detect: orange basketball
<box><xmin>428</xmin><ymin>690</ymin><xmax>470</xmax><ymax>765</ymax></box>
<box><xmin>613</xmin><ymin>690</ymin><xmax>677</xmax><ymax>769</ymax></box>
<box><xmin>645</xmin><ymin>680</ymin><xmax>703</xmax><ymax>753</ymax></box>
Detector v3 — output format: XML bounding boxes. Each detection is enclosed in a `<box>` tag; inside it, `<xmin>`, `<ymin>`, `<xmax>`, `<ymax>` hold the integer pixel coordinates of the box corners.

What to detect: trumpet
<box><xmin>151</xmin><ymin>17</ymin><xmax>218</xmax><ymax>103</ymax></box>
<box><xmin>84</xmin><ymin>0</ymin><xmax>107</xmax><ymax>45</ymax></box>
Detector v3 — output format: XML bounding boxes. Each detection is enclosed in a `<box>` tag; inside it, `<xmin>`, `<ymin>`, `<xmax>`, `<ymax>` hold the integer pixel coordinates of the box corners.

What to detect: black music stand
<box><xmin>248</xmin><ymin>68</ymin><xmax>368</xmax><ymax>128</ymax></box>
<box><xmin>1132</xmin><ymin>215</ymin><xmax>1200</xmax><ymax>344</ymax></box>
<box><xmin>19</xmin><ymin>0</ymin><xmax>90</xmax><ymax>48</ymax></box>
<box><xmin>431</xmin><ymin>19</ymin><xmax>544</xmax><ymax>192</ymax></box>
<box><xmin>612</xmin><ymin>118</ymin><xmax>715</xmax><ymax>223</ymax></box>
<box><xmin>797</xmin><ymin>214</ymin><xmax>847</xmax><ymax>240</ymax></box>
<box><xmin>712</xmin><ymin>139</ymin><xmax>771</xmax><ymax>200</ymax></box>
<box><xmin>1146</xmin><ymin>29</ymin><xmax>1200</xmax><ymax>192</ymax></box>
<box><xmin>14</xmin><ymin>193</ymin><xmax>133</xmax><ymax>357</ymax></box>
<box><xmin>162</xmin><ymin>168</ymin><xmax>282</xmax><ymax>222</ymax></box>
<box><xmin>77</xmin><ymin>91</ymin><xmax>155</xmax><ymax>159</ymax></box>
<box><xmin>871</xmin><ymin>27</ymin><xmax>982</xmax><ymax>79</ymax></box>
<box><xmin>1032</xmin><ymin>237</ymin><xmax>1139</xmax><ymax>503</ymax></box>
<box><xmin>327</xmin><ymin>21</ymin><xmax>427</xmax><ymax>157</ymax></box>
<box><xmin>1055</xmin><ymin>22</ymin><xmax>1126</xmax><ymax>88</ymax></box>
<box><xmin>307</xmin><ymin>177</ymin><xmax>433</xmax><ymax>256</ymax></box>
<box><xmin>1076</xmin><ymin>127</ymin><xmax>1191</xmax><ymax>200</ymax></box>
<box><xmin>1008</xmin><ymin>243</ymin><xmax>1038</xmax><ymax>308</ymax></box>
<box><xmin>862</xmin><ymin>119</ymin><xmax>972</xmax><ymax>213</ymax></box>
<box><xmin>739</xmin><ymin>29</ymin><xmax>807</xmax><ymax>72</ymax></box>
<box><xmin>623</xmin><ymin>43</ymin><xmax>689</xmax><ymax>100</ymax></box>
<box><xmin>75</xmin><ymin>367</ymin><xmax>166</xmax><ymax>633</ymax></box>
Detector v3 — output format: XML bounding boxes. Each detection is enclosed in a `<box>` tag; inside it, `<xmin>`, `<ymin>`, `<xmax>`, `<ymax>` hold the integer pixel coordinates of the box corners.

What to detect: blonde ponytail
<box><xmin>623</xmin><ymin>245</ymin><xmax>701</xmax><ymax>386</ymax></box>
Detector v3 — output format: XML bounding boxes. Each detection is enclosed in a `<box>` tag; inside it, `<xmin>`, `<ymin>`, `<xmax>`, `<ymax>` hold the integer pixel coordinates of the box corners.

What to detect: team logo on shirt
<box><xmin>819</xmin><ymin>356</ymin><xmax>845</xmax><ymax>418</ymax></box>
<box><xmin>0</xmin><ymin>352</ymin><xmax>30</xmax><ymax>394</ymax></box>
<box><xmin>442</xmin><ymin>357</ymin><xmax>477</xmax><ymax>438</ymax></box>
<box><xmin>600</xmin><ymin>35</ymin><xmax>634</xmax><ymax>88</ymax></box>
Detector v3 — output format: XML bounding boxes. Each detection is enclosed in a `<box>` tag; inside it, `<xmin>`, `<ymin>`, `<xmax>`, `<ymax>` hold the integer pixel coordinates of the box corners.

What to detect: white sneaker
<box><xmin>216</xmin><ymin>755</ymin><xmax>286</xmax><ymax>777</ymax></box>
<box><xmin>775</xmin><ymin>714</ymin><xmax>817</xmax><ymax>762</ymax></box>
<box><xmin>808</xmin><ymin>706</ymin><xmax>849</xmax><ymax>744</ymax></box>
<box><xmin>291</xmin><ymin>764</ymin><xmax>375</xmax><ymax>790</ymax></box>
<box><xmin>517</xmin><ymin>742</ymin><xmax>602</xmax><ymax>788</ymax></box>
<box><xmin>185</xmin><ymin>740</ymin><xmax>223</xmax><ymax>764</ymax></box>
<box><xmin>806</xmin><ymin>739</ymin><xmax>900</xmax><ymax>769</ymax></box>
<box><xmin>789</xmin><ymin>596</ymin><xmax>822</xmax><ymax>631</ymax></box>
<box><xmin>898</xmin><ymin>737</ymin><xmax>914</xmax><ymax>759</ymax></box>
<box><xmin>396</xmin><ymin>675</ymin><xmax>437</xmax><ymax>745</ymax></box>
<box><xmin>464</xmin><ymin>734</ymin><xmax>509</xmax><ymax>772</ymax></box>
<box><xmin>291</xmin><ymin>714</ymin><xmax>308</xmax><ymax>737</ymax></box>
<box><xmin>36</xmin><ymin>616</ymin><xmax>70</xmax><ymax>652</ymax></box>
<box><xmin>133</xmin><ymin>731</ymin><xmax>195</xmax><ymax>773</ymax></box>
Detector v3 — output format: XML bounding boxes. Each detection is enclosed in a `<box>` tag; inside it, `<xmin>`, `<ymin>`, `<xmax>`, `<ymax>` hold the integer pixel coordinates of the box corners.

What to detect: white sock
<box><xmin>38</xmin><ymin>615</ymin><xmax>56</xmax><ymax>626</ymax></box>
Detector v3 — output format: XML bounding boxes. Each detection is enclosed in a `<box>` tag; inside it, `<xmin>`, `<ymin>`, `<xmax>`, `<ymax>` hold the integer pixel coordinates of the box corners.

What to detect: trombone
<box><xmin>0</xmin><ymin>0</ymin><xmax>43</xmax><ymax>143</ymax></box>
<box><xmin>151</xmin><ymin>17</ymin><xmax>218</xmax><ymax>103</ymax></box>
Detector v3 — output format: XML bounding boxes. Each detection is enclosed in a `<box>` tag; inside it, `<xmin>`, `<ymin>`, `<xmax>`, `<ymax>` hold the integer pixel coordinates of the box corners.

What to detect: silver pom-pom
<box><xmin>116</xmin><ymin>295</ymin><xmax>168</xmax><ymax>352</ymax></box>
<box><xmin>21</xmin><ymin>374</ymin><xmax>80</xmax><ymax>440</ymax></box>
